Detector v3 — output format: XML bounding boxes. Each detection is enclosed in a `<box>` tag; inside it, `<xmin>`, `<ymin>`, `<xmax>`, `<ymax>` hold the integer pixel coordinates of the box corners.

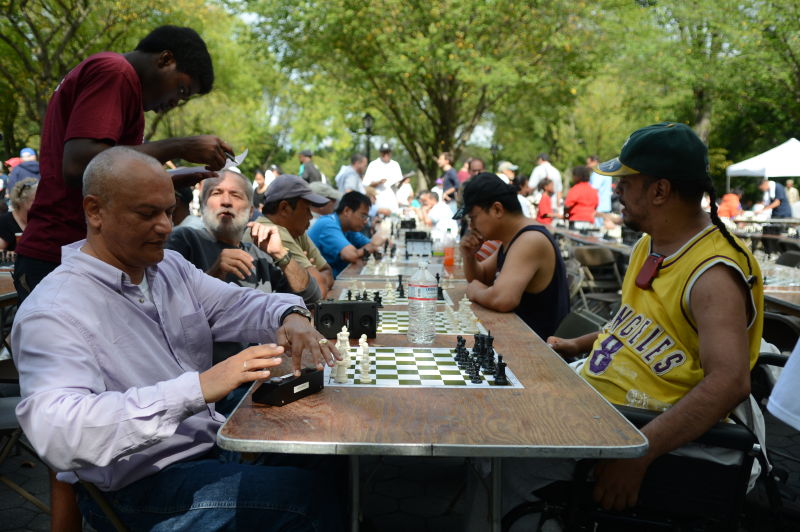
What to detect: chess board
<box><xmin>324</xmin><ymin>346</ymin><xmax>522</xmax><ymax>388</ymax></box>
<box><xmin>359</xmin><ymin>263</ymin><xmax>445</xmax><ymax>277</ymax></box>
<box><xmin>336</xmin><ymin>288</ymin><xmax>453</xmax><ymax>306</ymax></box>
<box><xmin>377</xmin><ymin>310</ymin><xmax>486</xmax><ymax>335</ymax></box>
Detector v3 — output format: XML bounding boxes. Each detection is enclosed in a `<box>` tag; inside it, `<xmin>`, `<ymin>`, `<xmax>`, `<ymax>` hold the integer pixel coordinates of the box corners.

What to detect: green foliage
<box><xmin>250</xmin><ymin>0</ymin><xmax>599</xmax><ymax>186</ymax></box>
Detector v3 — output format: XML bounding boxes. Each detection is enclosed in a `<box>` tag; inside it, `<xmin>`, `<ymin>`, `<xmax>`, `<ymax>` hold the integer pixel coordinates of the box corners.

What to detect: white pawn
<box><xmin>333</xmin><ymin>358</ymin><xmax>349</xmax><ymax>383</ymax></box>
<box><xmin>359</xmin><ymin>343</ymin><xmax>372</xmax><ymax>383</ymax></box>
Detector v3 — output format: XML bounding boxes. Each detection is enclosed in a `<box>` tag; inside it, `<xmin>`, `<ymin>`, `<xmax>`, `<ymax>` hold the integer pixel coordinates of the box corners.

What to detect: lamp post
<box><xmin>363</xmin><ymin>113</ymin><xmax>374</xmax><ymax>161</ymax></box>
<box><xmin>490</xmin><ymin>143</ymin><xmax>500</xmax><ymax>172</ymax></box>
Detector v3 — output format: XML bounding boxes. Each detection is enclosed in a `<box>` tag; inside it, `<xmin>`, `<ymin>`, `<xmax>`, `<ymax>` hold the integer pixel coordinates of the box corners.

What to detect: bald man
<box><xmin>12</xmin><ymin>147</ymin><xmax>344</xmax><ymax>531</ymax></box>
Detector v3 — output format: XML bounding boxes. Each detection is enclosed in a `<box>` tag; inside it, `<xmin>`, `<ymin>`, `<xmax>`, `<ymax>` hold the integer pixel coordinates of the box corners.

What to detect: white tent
<box><xmin>725</xmin><ymin>138</ymin><xmax>800</xmax><ymax>191</ymax></box>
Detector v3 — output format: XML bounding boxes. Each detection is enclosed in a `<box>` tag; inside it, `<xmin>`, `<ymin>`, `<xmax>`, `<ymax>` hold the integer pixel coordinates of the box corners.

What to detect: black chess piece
<box><xmin>456</xmin><ymin>335</ymin><xmax>465</xmax><ymax>349</ymax></box>
<box><xmin>437</xmin><ymin>285</ymin><xmax>445</xmax><ymax>301</ymax></box>
<box><xmin>362</xmin><ymin>289</ymin><xmax>369</xmax><ymax>300</ymax></box>
<box><xmin>384</xmin><ymin>240</ymin><xmax>389</xmax><ymax>254</ymax></box>
<box><xmin>494</xmin><ymin>355</ymin><xmax>509</xmax><ymax>386</ymax></box>
<box><xmin>398</xmin><ymin>284</ymin><xmax>405</xmax><ymax>298</ymax></box>
<box><xmin>390</xmin><ymin>244</ymin><xmax>397</xmax><ymax>258</ymax></box>
<box><xmin>435</xmin><ymin>273</ymin><xmax>440</xmax><ymax>285</ymax></box>
<box><xmin>375</xmin><ymin>292</ymin><xmax>383</xmax><ymax>307</ymax></box>
<box><xmin>397</xmin><ymin>274</ymin><xmax>403</xmax><ymax>292</ymax></box>
<box><xmin>485</xmin><ymin>330</ymin><xmax>494</xmax><ymax>352</ymax></box>
<box><xmin>470</xmin><ymin>359</ymin><xmax>482</xmax><ymax>383</ymax></box>
<box><xmin>346</xmin><ymin>289</ymin><xmax>352</xmax><ymax>301</ymax></box>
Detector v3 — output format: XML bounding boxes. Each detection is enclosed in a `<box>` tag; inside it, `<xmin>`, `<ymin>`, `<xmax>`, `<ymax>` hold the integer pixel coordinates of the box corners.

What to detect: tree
<box><xmin>0</xmin><ymin>0</ymin><xmax>163</xmax><ymax>156</ymax></box>
<box><xmin>250</xmin><ymin>0</ymin><xmax>598</xmax><ymax>185</ymax></box>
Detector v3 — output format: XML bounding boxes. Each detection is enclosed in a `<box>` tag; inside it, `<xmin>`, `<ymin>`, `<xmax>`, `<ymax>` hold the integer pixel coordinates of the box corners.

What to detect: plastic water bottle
<box><xmin>443</xmin><ymin>228</ymin><xmax>455</xmax><ymax>267</ymax></box>
<box><xmin>407</xmin><ymin>262</ymin><xmax>437</xmax><ymax>344</ymax></box>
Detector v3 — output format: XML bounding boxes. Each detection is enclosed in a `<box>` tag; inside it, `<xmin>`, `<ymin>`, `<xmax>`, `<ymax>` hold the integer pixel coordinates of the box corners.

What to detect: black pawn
<box><xmin>362</xmin><ymin>289</ymin><xmax>369</xmax><ymax>300</ymax></box>
<box><xmin>494</xmin><ymin>355</ymin><xmax>509</xmax><ymax>386</ymax></box>
<box><xmin>398</xmin><ymin>284</ymin><xmax>405</xmax><ymax>298</ymax></box>
<box><xmin>397</xmin><ymin>274</ymin><xmax>403</xmax><ymax>292</ymax></box>
<box><xmin>347</xmin><ymin>289</ymin><xmax>352</xmax><ymax>301</ymax></box>
<box><xmin>437</xmin><ymin>285</ymin><xmax>445</xmax><ymax>301</ymax></box>
<box><xmin>374</xmin><ymin>292</ymin><xmax>383</xmax><ymax>307</ymax></box>
<box><xmin>470</xmin><ymin>359</ymin><xmax>482</xmax><ymax>383</ymax></box>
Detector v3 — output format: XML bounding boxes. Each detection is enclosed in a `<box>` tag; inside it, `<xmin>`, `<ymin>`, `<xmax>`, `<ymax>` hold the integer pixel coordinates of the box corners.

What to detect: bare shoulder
<box><xmin>506</xmin><ymin>227</ymin><xmax>554</xmax><ymax>257</ymax></box>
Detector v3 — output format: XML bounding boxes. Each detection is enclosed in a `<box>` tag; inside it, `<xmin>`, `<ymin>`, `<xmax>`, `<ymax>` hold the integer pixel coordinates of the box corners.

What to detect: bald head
<box><xmin>83</xmin><ymin>147</ymin><xmax>166</xmax><ymax>202</ymax></box>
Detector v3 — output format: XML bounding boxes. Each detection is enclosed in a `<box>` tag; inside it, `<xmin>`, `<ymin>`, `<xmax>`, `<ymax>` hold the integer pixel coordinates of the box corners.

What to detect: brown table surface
<box><xmin>552</xmin><ymin>227</ymin><xmax>633</xmax><ymax>256</ymax></box>
<box><xmin>217</xmin><ymin>284</ymin><xmax>647</xmax><ymax>459</ymax></box>
<box><xmin>765</xmin><ymin>288</ymin><xmax>800</xmax><ymax>317</ymax></box>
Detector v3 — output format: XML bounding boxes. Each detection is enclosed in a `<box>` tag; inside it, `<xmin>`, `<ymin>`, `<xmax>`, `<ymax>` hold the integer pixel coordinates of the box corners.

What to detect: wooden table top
<box><xmin>552</xmin><ymin>227</ymin><xmax>633</xmax><ymax>256</ymax></box>
<box><xmin>0</xmin><ymin>272</ymin><xmax>17</xmax><ymax>306</ymax></box>
<box><xmin>765</xmin><ymin>288</ymin><xmax>800</xmax><ymax>317</ymax></box>
<box><xmin>218</xmin><ymin>285</ymin><xmax>648</xmax><ymax>459</ymax></box>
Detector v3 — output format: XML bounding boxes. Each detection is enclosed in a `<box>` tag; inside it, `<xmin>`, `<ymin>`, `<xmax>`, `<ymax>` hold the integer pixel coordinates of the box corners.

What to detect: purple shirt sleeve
<box><xmin>12</xmin><ymin>246</ymin><xmax>303</xmax><ymax>488</ymax></box>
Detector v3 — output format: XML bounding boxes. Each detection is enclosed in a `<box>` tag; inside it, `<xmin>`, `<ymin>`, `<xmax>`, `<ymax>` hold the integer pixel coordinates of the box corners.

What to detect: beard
<box><xmin>202</xmin><ymin>206</ymin><xmax>250</xmax><ymax>242</ymax></box>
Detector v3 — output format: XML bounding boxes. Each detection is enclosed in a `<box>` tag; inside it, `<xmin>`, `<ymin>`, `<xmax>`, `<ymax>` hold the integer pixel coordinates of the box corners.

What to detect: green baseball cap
<box><xmin>596</xmin><ymin>122</ymin><xmax>709</xmax><ymax>181</ymax></box>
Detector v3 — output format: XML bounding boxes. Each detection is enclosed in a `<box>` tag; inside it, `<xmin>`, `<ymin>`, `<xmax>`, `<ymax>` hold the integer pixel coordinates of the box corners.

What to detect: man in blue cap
<box><xmin>7</xmin><ymin>147</ymin><xmax>40</xmax><ymax>191</ymax></box>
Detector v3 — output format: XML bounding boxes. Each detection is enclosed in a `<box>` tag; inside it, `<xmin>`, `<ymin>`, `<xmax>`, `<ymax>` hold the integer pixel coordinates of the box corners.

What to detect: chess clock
<box><xmin>405</xmin><ymin>238</ymin><xmax>433</xmax><ymax>258</ymax></box>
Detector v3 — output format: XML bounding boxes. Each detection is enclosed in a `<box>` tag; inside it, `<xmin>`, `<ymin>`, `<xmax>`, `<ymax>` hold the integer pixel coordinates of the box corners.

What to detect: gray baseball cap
<box><xmin>263</xmin><ymin>174</ymin><xmax>329</xmax><ymax>207</ymax></box>
<box><xmin>309</xmin><ymin>181</ymin><xmax>342</xmax><ymax>201</ymax></box>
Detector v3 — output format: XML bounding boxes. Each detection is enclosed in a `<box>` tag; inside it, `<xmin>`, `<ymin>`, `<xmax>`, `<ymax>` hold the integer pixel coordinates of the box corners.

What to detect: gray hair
<box><xmin>83</xmin><ymin>147</ymin><xmax>164</xmax><ymax>201</ymax></box>
<box><xmin>201</xmin><ymin>169</ymin><xmax>254</xmax><ymax>205</ymax></box>
<box><xmin>9</xmin><ymin>178</ymin><xmax>38</xmax><ymax>211</ymax></box>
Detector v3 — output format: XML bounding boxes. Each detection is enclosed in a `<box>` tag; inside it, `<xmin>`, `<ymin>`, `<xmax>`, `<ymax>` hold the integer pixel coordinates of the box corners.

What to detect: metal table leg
<box><xmin>491</xmin><ymin>457</ymin><xmax>502</xmax><ymax>532</ymax></box>
<box><xmin>350</xmin><ymin>455</ymin><xmax>360</xmax><ymax>532</ymax></box>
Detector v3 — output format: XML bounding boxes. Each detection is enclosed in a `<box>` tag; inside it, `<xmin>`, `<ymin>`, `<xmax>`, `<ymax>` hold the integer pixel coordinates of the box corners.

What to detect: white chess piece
<box><xmin>359</xmin><ymin>343</ymin><xmax>372</xmax><ymax>383</ymax></box>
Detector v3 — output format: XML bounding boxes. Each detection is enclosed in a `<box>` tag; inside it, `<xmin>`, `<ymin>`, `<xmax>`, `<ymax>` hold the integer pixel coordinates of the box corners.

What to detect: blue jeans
<box><xmin>74</xmin><ymin>449</ymin><xmax>345</xmax><ymax>532</ymax></box>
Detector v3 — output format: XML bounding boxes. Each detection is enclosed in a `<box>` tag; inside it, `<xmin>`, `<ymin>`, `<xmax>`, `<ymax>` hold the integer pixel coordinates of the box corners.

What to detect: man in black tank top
<box><xmin>454</xmin><ymin>173</ymin><xmax>569</xmax><ymax>339</ymax></box>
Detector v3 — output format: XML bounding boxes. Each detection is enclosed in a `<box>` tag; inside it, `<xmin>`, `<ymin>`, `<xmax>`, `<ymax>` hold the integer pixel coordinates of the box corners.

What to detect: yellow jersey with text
<box><xmin>579</xmin><ymin>225</ymin><xmax>763</xmax><ymax>407</ymax></box>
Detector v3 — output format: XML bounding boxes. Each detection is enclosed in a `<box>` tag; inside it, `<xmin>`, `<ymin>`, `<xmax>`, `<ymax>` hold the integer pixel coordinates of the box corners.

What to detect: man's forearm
<box><xmin>638</xmin><ymin>372</ymin><xmax>750</xmax><ymax>463</ymax></box>
<box><xmin>307</xmin><ymin>267</ymin><xmax>329</xmax><ymax>298</ymax></box>
<box><xmin>279</xmin><ymin>256</ymin><xmax>310</xmax><ymax>292</ymax></box>
<box><xmin>462</xmin><ymin>253</ymin><xmax>489</xmax><ymax>284</ymax></box>
<box><xmin>132</xmin><ymin>138</ymin><xmax>187</xmax><ymax>164</ymax></box>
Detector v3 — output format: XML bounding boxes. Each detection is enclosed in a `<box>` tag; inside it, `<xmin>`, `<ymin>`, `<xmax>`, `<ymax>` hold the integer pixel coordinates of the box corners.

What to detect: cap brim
<box><xmin>302</xmin><ymin>192</ymin><xmax>331</xmax><ymax>207</ymax></box>
<box><xmin>595</xmin><ymin>157</ymin><xmax>640</xmax><ymax>177</ymax></box>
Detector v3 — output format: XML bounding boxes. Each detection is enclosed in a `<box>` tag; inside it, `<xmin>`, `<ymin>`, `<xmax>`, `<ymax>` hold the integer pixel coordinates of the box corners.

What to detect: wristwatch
<box><xmin>274</xmin><ymin>252</ymin><xmax>292</xmax><ymax>269</ymax></box>
<box><xmin>279</xmin><ymin>305</ymin><xmax>312</xmax><ymax>325</ymax></box>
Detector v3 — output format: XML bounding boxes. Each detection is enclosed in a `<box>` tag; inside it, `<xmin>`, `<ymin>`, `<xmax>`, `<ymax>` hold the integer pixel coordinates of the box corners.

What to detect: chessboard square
<box><xmin>417</xmin><ymin>370</ymin><xmax>441</xmax><ymax>376</ymax></box>
<box><xmin>396</xmin><ymin>360</ymin><xmax>416</xmax><ymax>366</ymax></box>
<box><xmin>395</xmin><ymin>356</ymin><xmax>417</xmax><ymax>362</ymax></box>
<box><xmin>410</xmin><ymin>348</ymin><xmax>430</xmax><ymax>354</ymax></box>
<box><xmin>375</xmin><ymin>356</ymin><xmax>395</xmax><ymax>361</ymax></box>
<box><xmin>437</xmin><ymin>361</ymin><xmax>458</xmax><ymax>368</ymax></box>
<box><xmin>439</xmin><ymin>370</ymin><xmax>462</xmax><ymax>375</ymax></box>
<box><xmin>376</xmin><ymin>365</ymin><xmax>397</xmax><ymax>371</ymax></box>
<box><xmin>374</xmin><ymin>348</ymin><xmax>393</xmax><ymax>353</ymax></box>
<box><xmin>415</xmin><ymin>356</ymin><xmax>435</xmax><ymax>362</ymax></box>
<box><xmin>397</xmin><ymin>369</ymin><xmax>419</xmax><ymax>375</ymax></box>
<box><xmin>444</xmin><ymin>380</ymin><xmax>467</xmax><ymax>386</ymax></box>
<box><xmin>399</xmin><ymin>380</ymin><xmax>422</xmax><ymax>385</ymax></box>
<box><xmin>375</xmin><ymin>374</ymin><xmax>395</xmax><ymax>380</ymax></box>
<box><xmin>419</xmin><ymin>374</ymin><xmax>441</xmax><ymax>380</ymax></box>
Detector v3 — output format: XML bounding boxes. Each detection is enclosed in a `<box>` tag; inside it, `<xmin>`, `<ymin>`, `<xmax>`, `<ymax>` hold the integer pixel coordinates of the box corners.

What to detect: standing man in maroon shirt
<box><xmin>15</xmin><ymin>25</ymin><xmax>233</xmax><ymax>301</ymax></box>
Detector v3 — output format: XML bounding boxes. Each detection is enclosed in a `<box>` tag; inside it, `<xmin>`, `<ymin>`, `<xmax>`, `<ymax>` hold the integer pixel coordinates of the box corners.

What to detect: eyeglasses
<box><xmin>359</xmin><ymin>212</ymin><xmax>370</xmax><ymax>221</ymax></box>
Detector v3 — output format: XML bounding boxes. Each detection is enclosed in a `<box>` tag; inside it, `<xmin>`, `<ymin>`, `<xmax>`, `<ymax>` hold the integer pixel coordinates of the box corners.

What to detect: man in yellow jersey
<box><xmin>548</xmin><ymin>122</ymin><xmax>763</xmax><ymax>510</ymax></box>
<box><xmin>465</xmin><ymin>123</ymin><xmax>764</xmax><ymax>532</ymax></box>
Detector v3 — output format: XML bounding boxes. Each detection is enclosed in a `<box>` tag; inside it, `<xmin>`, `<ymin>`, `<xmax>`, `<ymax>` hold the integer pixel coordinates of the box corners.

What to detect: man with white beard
<box><xmin>167</xmin><ymin>169</ymin><xmax>320</xmax><ymax>305</ymax></box>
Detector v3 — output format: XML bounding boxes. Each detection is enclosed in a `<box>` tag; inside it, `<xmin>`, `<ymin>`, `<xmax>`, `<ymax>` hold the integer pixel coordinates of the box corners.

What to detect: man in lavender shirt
<box><xmin>12</xmin><ymin>147</ymin><xmax>344</xmax><ymax>531</ymax></box>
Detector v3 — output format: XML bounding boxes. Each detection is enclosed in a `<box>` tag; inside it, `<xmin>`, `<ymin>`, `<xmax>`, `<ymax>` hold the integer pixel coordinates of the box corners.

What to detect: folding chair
<box><xmin>503</xmin><ymin>405</ymin><xmax>764</xmax><ymax>532</ymax></box>
<box><xmin>0</xmin><ymin>396</ymin><xmax>50</xmax><ymax>514</ymax></box>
